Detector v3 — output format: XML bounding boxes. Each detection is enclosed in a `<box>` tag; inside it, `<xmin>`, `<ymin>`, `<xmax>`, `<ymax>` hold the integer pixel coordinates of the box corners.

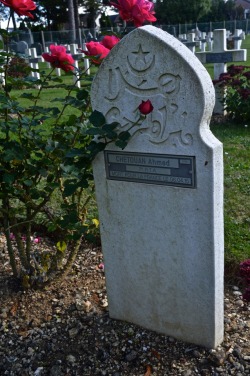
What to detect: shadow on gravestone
<box><xmin>91</xmin><ymin>25</ymin><xmax>224</xmax><ymax>349</ymax></box>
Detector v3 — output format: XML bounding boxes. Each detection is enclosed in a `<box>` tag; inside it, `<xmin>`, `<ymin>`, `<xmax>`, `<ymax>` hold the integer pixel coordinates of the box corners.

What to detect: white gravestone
<box><xmin>27</xmin><ymin>47</ymin><xmax>42</xmax><ymax>80</ymax></box>
<box><xmin>91</xmin><ymin>25</ymin><xmax>224</xmax><ymax>348</ymax></box>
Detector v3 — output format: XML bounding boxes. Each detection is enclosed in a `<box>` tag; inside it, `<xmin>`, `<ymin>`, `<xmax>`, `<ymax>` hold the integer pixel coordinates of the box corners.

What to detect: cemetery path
<box><xmin>0</xmin><ymin>237</ymin><xmax>249</xmax><ymax>376</ymax></box>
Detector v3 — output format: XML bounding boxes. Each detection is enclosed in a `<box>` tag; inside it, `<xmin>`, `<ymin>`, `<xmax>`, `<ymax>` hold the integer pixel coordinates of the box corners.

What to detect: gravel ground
<box><xmin>0</xmin><ymin>237</ymin><xmax>249</xmax><ymax>376</ymax></box>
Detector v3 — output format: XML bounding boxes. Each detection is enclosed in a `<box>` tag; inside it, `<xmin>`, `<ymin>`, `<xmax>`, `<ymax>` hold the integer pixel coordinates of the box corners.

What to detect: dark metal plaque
<box><xmin>206</xmin><ymin>52</ymin><xmax>233</xmax><ymax>63</ymax></box>
<box><xmin>104</xmin><ymin>151</ymin><xmax>196</xmax><ymax>188</ymax></box>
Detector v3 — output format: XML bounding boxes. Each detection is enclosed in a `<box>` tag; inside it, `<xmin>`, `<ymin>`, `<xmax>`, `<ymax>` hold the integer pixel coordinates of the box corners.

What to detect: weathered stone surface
<box><xmin>91</xmin><ymin>25</ymin><xmax>224</xmax><ymax>348</ymax></box>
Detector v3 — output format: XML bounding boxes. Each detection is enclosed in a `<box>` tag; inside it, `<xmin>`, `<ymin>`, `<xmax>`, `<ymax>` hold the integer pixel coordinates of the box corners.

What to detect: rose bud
<box><xmin>138</xmin><ymin>99</ymin><xmax>154</xmax><ymax>115</ymax></box>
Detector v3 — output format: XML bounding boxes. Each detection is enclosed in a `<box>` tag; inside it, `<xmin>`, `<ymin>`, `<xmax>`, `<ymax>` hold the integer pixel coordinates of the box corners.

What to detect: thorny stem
<box><xmin>53</xmin><ymin>59</ymin><xmax>93</xmax><ymax>127</ymax></box>
<box><xmin>3</xmin><ymin>196</ymin><xmax>18</xmax><ymax>277</ymax></box>
<box><xmin>25</xmin><ymin>207</ymin><xmax>32</xmax><ymax>264</ymax></box>
<box><xmin>30</xmin><ymin>67</ymin><xmax>57</xmax><ymax>121</ymax></box>
<box><xmin>12</xmin><ymin>220</ymin><xmax>29</xmax><ymax>270</ymax></box>
<box><xmin>45</xmin><ymin>237</ymin><xmax>83</xmax><ymax>286</ymax></box>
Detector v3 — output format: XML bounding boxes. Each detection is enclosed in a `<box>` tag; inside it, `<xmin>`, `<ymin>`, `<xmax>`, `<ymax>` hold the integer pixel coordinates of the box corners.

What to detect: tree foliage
<box><xmin>155</xmin><ymin>0</ymin><xmax>212</xmax><ymax>24</ymax></box>
<box><xmin>155</xmin><ymin>0</ymin><xmax>245</xmax><ymax>25</ymax></box>
<box><xmin>35</xmin><ymin>0</ymin><xmax>69</xmax><ymax>29</ymax></box>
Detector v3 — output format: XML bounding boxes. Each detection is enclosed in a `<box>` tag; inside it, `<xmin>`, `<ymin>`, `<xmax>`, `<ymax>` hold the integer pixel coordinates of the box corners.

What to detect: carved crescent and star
<box><xmin>127</xmin><ymin>44</ymin><xmax>155</xmax><ymax>72</ymax></box>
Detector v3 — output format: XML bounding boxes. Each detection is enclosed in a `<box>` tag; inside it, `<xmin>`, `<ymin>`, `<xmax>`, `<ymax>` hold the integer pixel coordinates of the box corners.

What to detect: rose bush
<box><xmin>214</xmin><ymin>64</ymin><xmax>250</xmax><ymax>123</ymax></box>
<box><xmin>0</xmin><ymin>0</ymin><xmax>156</xmax><ymax>288</ymax></box>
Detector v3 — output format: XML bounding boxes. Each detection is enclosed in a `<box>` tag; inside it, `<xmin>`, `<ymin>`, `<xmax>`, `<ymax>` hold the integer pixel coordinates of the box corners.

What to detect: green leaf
<box><xmin>118</xmin><ymin>131</ymin><xmax>131</xmax><ymax>141</ymax></box>
<box><xmin>102</xmin><ymin>123</ymin><xmax>118</xmax><ymax>131</ymax></box>
<box><xmin>89</xmin><ymin>110</ymin><xmax>106</xmax><ymax>127</ymax></box>
<box><xmin>50</xmin><ymin>76</ymin><xmax>63</xmax><ymax>83</ymax></box>
<box><xmin>20</xmin><ymin>93</ymin><xmax>37</xmax><ymax>100</ymax></box>
<box><xmin>56</xmin><ymin>241</ymin><xmax>67</xmax><ymax>252</ymax></box>
<box><xmin>23</xmin><ymin>179</ymin><xmax>33</xmax><ymax>187</ymax></box>
<box><xmin>2</xmin><ymin>173</ymin><xmax>15</xmax><ymax>184</ymax></box>
<box><xmin>59</xmin><ymin>212</ymin><xmax>79</xmax><ymax>227</ymax></box>
<box><xmin>66</xmin><ymin>148</ymin><xmax>86</xmax><ymax>158</ymax></box>
<box><xmin>66</xmin><ymin>114</ymin><xmax>78</xmax><ymax>127</ymax></box>
<box><xmin>76</xmin><ymin>89</ymin><xmax>89</xmax><ymax>100</ymax></box>
<box><xmin>77</xmin><ymin>179</ymin><xmax>89</xmax><ymax>188</ymax></box>
<box><xmin>87</xmin><ymin>141</ymin><xmax>106</xmax><ymax>155</ymax></box>
<box><xmin>85</xmin><ymin>127</ymin><xmax>106</xmax><ymax>136</ymax></box>
<box><xmin>3</xmin><ymin>142</ymin><xmax>26</xmax><ymax>162</ymax></box>
<box><xmin>115</xmin><ymin>139</ymin><xmax>128</xmax><ymax>150</ymax></box>
<box><xmin>63</xmin><ymin>182</ymin><xmax>78</xmax><ymax>197</ymax></box>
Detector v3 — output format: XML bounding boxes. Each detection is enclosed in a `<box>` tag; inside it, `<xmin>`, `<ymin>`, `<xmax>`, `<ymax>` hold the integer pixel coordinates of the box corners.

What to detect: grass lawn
<box><xmin>10</xmin><ymin>62</ymin><xmax>93</xmax><ymax>119</ymax></box>
<box><xmin>211</xmin><ymin>123</ymin><xmax>250</xmax><ymax>271</ymax></box>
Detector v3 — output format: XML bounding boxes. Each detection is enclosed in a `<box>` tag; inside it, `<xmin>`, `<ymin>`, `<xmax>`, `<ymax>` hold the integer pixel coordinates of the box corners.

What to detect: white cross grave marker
<box><xmin>26</xmin><ymin>47</ymin><xmax>43</xmax><ymax>88</ymax></box>
<box><xmin>196</xmin><ymin>29</ymin><xmax>247</xmax><ymax>114</ymax></box>
<box><xmin>206</xmin><ymin>31</ymin><xmax>213</xmax><ymax>51</ymax></box>
<box><xmin>69</xmin><ymin>44</ymin><xmax>91</xmax><ymax>88</ymax></box>
<box><xmin>231</xmin><ymin>29</ymin><xmax>245</xmax><ymax>50</ymax></box>
<box><xmin>184</xmin><ymin>32</ymin><xmax>196</xmax><ymax>53</ymax></box>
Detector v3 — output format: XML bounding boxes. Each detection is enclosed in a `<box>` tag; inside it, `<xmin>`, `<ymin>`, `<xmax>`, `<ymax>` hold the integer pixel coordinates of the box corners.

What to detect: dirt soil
<box><xmin>0</xmin><ymin>236</ymin><xmax>249</xmax><ymax>376</ymax></box>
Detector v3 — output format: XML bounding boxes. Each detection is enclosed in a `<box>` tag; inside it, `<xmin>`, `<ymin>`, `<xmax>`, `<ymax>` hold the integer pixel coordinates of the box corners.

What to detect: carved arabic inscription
<box><xmin>103</xmin><ymin>44</ymin><xmax>193</xmax><ymax>147</ymax></box>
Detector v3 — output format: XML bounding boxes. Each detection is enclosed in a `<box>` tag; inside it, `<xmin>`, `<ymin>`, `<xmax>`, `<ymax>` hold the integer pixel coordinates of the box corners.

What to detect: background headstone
<box><xmin>91</xmin><ymin>25</ymin><xmax>224</xmax><ymax>348</ymax></box>
<box><xmin>196</xmin><ymin>29</ymin><xmax>247</xmax><ymax>114</ymax></box>
<box><xmin>17</xmin><ymin>40</ymin><xmax>29</xmax><ymax>54</ymax></box>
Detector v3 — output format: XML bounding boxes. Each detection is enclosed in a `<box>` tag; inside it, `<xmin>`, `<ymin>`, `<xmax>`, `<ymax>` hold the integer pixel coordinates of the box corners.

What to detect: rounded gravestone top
<box><xmin>91</xmin><ymin>25</ymin><xmax>215</xmax><ymax>152</ymax></box>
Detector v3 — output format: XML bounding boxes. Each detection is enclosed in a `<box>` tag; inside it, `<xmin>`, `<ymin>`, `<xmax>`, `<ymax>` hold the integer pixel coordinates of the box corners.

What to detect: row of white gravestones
<box><xmin>24</xmin><ymin>44</ymin><xmax>90</xmax><ymax>88</ymax></box>
<box><xmin>181</xmin><ymin>29</ymin><xmax>245</xmax><ymax>53</ymax></box>
<box><xmin>229</xmin><ymin>29</ymin><xmax>245</xmax><ymax>50</ymax></box>
<box><xmin>179</xmin><ymin>29</ymin><xmax>247</xmax><ymax>114</ymax></box>
<box><xmin>179</xmin><ymin>28</ymin><xmax>245</xmax><ymax>53</ymax></box>
<box><xmin>196</xmin><ymin>29</ymin><xmax>247</xmax><ymax>114</ymax></box>
<box><xmin>91</xmin><ymin>25</ymin><xmax>224</xmax><ymax>348</ymax></box>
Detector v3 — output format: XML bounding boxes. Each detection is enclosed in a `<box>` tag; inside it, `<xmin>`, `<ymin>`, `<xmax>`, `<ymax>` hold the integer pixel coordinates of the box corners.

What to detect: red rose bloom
<box><xmin>42</xmin><ymin>45</ymin><xmax>75</xmax><ymax>72</ymax></box>
<box><xmin>84</xmin><ymin>41</ymin><xmax>110</xmax><ymax>65</ymax></box>
<box><xmin>100</xmin><ymin>35</ymin><xmax>120</xmax><ymax>50</ymax></box>
<box><xmin>110</xmin><ymin>0</ymin><xmax>156</xmax><ymax>27</ymax></box>
<box><xmin>138</xmin><ymin>99</ymin><xmax>154</xmax><ymax>115</ymax></box>
<box><xmin>0</xmin><ymin>0</ymin><xmax>36</xmax><ymax>18</ymax></box>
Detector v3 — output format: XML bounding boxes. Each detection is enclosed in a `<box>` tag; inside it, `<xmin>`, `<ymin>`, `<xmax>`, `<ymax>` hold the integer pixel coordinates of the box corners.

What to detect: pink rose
<box><xmin>42</xmin><ymin>45</ymin><xmax>75</xmax><ymax>72</ymax></box>
<box><xmin>0</xmin><ymin>0</ymin><xmax>36</xmax><ymax>18</ymax></box>
<box><xmin>100</xmin><ymin>35</ymin><xmax>120</xmax><ymax>50</ymax></box>
<box><xmin>83</xmin><ymin>41</ymin><xmax>110</xmax><ymax>65</ymax></box>
<box><xmin>110</xmin><ymin>0</ymin><xmax>156</xmax><ymax>27</ymax></box>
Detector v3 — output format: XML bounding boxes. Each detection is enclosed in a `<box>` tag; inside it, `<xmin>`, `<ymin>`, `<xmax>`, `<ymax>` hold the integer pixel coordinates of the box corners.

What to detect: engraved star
<box><xmin>131</xmin><ymin>44</ymin><xmax>150</xmax><ymax>66</ymax></box>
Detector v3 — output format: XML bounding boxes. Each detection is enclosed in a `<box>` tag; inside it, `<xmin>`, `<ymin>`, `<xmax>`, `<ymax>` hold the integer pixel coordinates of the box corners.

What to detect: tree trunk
<box><xmin>88</xmin><ymin>7</ymin><xmax>97</xmax><ymax>39</ymax></box>
<box><xmin>10</xmin><ymin>10</ymin><xmax>17</xmax><ymax>31</ymax></box>
<box><xmin>73</xmin><ymin>0</ymin><xmax>80</xmax><ymax>30</ymax></box>
<box><xmin>73</xmin><ymin>0</ymin><xmax>80</xmax><ymax>45</ymax></box>
<box><xmin>68</xmin><ymin>0</ymin><xmax>76</xmax><ymax>43</ymax></box>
